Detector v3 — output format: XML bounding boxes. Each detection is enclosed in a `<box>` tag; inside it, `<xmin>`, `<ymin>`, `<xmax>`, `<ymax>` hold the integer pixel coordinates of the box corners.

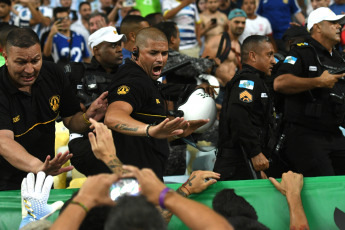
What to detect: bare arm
<box><xmin>23</xmin><ymin>1</ymin><xmax>51</xmax><ymax>26</ymax></box>
<box><xmin>0</xmin><ymin>130</ymin><xmax>73</xmax><ymax>175</ymax></box>
<box><xmin>104</xmin><ymin>101</ymin><xmax>186</xmax><ymax>138</ymax></box>
<box><xmin>273</xmin><ymin>71</ymin><xmax>344</xmax><ymax>94</ymax></box>
<box><xmin>123</xmin><ymin>165</ymin><xmax>233</xmax><ymax>230</ymax></box>
<box><xmin>163</xmin><ymin>0</ymin><xmax>193</xmax><ymax>19</ymax></box>
<box><xmin>50</xmin><ymin>173</ymin><xmax>117</xmax><ymax>230</ymax></box>
<box><xmin>294</xmin><ymin>11</ymin><xmax>305</xmax><ymax>26</ymax></box>
<box><xmin>269</xmin><ymin>171</ymin><xmax>309</xmax><ymax>230</ymax></box>
<box><xmin>43</xmin><ymin>22</ymin><xmax>60</xmax><ymax>57</ymax></box>
<box><xmin>63</xmin><ymin>92</ymin><xmax>108</xmax><ymax>133</ymax></box>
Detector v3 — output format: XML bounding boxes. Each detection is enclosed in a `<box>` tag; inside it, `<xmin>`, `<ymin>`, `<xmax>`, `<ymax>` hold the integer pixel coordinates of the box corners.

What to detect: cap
<box><xmin>88</xmin><ymin>26</ymin><xmax>127</xmax><ymax>49</ymax></box>
<box><xmin>228</xmin><ymin>9</ymin><xmax>247</xmax><ymax>20</ymax></box>
<box><xmin>307</xmin><ymin>7</ymin><xmax>345</xmax><ymax>31</ymax></box>
<box><xmin>282</xmin><ymin>26</ymin><xmax>310</xmax><ymax>41</ymax></box>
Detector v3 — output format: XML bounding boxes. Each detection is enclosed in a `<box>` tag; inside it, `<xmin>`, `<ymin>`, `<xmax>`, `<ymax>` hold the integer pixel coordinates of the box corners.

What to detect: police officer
<box><xmin>214</xmin><ymin>35</ymin><xmax>276</xmax><ymax>180</ymax></box>
<box><xmin>65</xmin><ymin>26</ymin><xmax>126</xmax><ymax>176</ymax></box>
<box><xmin>104</xmin><ymin>27</ymin><xmax>209</xmax><ymax>180</ymax></box>
<box><xmin>274</xmin><ymin>7</ymin><xmax>345</xmax><ymax>177</ymax></box>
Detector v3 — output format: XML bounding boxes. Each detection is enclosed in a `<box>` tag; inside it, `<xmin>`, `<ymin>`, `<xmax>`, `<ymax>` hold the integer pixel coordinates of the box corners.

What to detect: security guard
<box><xmin>214</xmin><ymin>35</ymin><xmax>276</xmax><ymax>180</ymax></box>
<box><xmin>274</xmin><ymin>7</ymin><xmax>345</xmax><ymax>177</ymax></box>
<box><xmin>64</xmin><ymin>26</ymin><xmax>126</xmax><ymax>176</ymax></box>
<box><xmin>104</xmin><ymin>27</ymin><xmax>208</xmax><ymax>180</ymax></box>
<box><xmin>0</xmin><ymin>28</ymin><xmax>107</xmax><ymax>190</ymax></box>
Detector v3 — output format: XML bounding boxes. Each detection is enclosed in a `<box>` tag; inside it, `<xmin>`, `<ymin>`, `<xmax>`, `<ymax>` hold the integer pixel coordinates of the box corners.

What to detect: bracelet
<box><xmin>82</xmin><ymin>113</ymin><xmax>91</xmax><ymax>124</ymax></box>
<box><xmin>159</xmin><ymin>187</ymin><xmax>173</xmax><ymax>209</ymax></box>
<box><xmin>70</xmin><ymin>200</ymin><xmax>89</xmax><ymax>213</ymax></box>
<box><xmin>146</xmin><ymin>124</ymin><xmax>153</xmax><ymax>138</ymax></box>
<box><xmin>182</xmin><ymin>185</ymin><xmax>191</xmax><ymax>196</ymax></box>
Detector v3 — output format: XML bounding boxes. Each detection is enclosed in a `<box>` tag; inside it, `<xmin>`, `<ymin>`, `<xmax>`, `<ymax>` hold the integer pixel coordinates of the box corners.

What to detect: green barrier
<box><xmin>1</xmin><ymin>176</ymin><xmax>344</xmax><ymax>230</ymax></box>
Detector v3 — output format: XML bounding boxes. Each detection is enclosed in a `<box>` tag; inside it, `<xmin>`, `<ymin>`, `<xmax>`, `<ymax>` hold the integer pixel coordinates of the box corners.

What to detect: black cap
<box><xmin>282</xmin><ymin>26</ymin><xmax>310</xmax><ymax>41</ymax></box>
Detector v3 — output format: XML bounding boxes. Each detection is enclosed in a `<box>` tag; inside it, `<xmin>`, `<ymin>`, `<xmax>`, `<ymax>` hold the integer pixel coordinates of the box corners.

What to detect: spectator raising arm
<box><xmin>269</xmin><ymin>171</ymin><xmax>310</xmax><ymax>230</ymax></box>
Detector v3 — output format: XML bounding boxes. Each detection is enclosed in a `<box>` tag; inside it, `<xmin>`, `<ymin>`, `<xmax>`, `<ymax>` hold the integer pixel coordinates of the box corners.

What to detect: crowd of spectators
<box><xmin>0</xmin><ymin>0</ymin><xmax>345</xmax><ymax>229</ymax></box>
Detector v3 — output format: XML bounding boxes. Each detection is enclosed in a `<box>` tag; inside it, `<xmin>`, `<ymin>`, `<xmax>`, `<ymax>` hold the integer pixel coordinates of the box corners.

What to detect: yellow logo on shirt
<box><xmin>156</xmin><ymin>99</ymin><xmax>160</xmax><ymax>104</ymax></box>
<box><xmin>117</xmin><ymin>85</ymin><xmax>130</xmax><ymax>95</ymax></box>
<box><xmin>283</xmin><ymin>0</ymin><xmax>288</xmax><ymax>4</ymax></box>
<box><xmin>13</xmin><ymin>115</ymin><xmax>20</xmax><ymax>123</ymax></box>
<box><xmin>49</xmin><ymin>95</ymin><xmax>60</xmax><ymax>112</ymax></box>
<box><xmin>239</xmin><ymin>90</ymin><xmax>253</xmax><ymax>103</ymax></box>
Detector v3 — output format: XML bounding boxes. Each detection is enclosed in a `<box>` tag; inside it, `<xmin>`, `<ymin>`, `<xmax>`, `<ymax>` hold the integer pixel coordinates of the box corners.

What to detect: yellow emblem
<box><xmin>117</xmin><ymin>85</ymin><xmax>130</xmax><ymax>95</ymax></box>
<box><xmin>239</xmin><ymin>90</ymin><xmax>253</xmax><ymax>103</ymax></box>
<box><xmin>49</xmin><ymin>95</ymin><xmax>60</xmax><ymax>112</ymax></box>
<box><xmin>13</xmin><ymin>115</ymin><xmax>20</xmax><ymax>123</ymax></box>
<box><xmin>113</xmin><ymin>30</ymin><xmax>117</xmax><ymax>34</ymax></box>
<box><xmin>283</xmin><ymin>0</ymin><xmax>288</xmax><ymax>4</ymax></box>
<box><xmin>156</xmin><ymin>99</ymin><xmax>160</xmax><ymax>104</ymax></box>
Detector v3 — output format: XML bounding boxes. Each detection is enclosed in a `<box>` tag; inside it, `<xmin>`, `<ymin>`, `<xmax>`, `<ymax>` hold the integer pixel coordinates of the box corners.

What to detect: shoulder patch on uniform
<box><xmin>261</xmin><ymin>93</ymin><xmax>268</xmax><ymax>98</ymax></box>
<box><xmin>239</xmin><ymin>90</ymin><xmax>253</xmax><ymax>103</ymax></box>
<box><xmin>239</xmin><ymin>80</ymin><xmax>254</xmax><ymax>90</ymax></box>
<box><xmin>283</xmin><ymin>56</ymin><xmax>297</xmax><ymax>65</ymax></box>
<box><xmin>117</xmin><ymin>85</ymin><xmax>130</xmax><ymax>95</ymax></box>
<box><xmin>296</xmin><ymin>42</ymin><xmax>308</xmax><ymax>46</ymax></box>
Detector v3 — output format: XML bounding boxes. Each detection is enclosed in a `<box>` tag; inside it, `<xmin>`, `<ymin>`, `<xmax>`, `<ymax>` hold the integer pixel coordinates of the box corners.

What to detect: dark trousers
<box><xmin>283</xmin><ymin>124</ymin><xmax>345</xmax><ymax>177</ymax></box>
<box><xmin>213</xmin><ymin>148</ymin><xmax>259</xmax><ymax>181</ymax></box>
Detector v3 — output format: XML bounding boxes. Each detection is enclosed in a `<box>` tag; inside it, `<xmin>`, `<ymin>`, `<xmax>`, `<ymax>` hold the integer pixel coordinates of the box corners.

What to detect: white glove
<box><xmin>19</xmin><ymin>171</ymin><xmax>64</xmax><ymax>229</ymax></box>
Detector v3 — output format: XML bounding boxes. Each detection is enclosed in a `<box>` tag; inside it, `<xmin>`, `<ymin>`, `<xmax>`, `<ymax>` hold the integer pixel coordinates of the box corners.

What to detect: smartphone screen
<box><xmin>110</xmin><ymin>178</ymin><xmax>140</xmax><ymax>201</ymax></box>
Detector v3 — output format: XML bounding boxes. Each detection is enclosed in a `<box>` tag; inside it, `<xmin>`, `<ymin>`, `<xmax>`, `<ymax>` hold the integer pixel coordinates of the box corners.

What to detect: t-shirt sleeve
<box><xmin>107</xmin><ymin>78</ymin><xmax>148</xmax><ymax>112</ymax></box>
<box><xmin>276</xmin><ymin>48</ymin><xmax>304</xmax><ymax>78</ymax></box>
<box><xmin>290</xmin><ymin>0</ymin><xmax>301</xmax><ymax>15</ymax></box>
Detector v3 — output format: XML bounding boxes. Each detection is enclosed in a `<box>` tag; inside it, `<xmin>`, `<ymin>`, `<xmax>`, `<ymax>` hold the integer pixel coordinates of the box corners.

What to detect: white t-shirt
<box><xmin>239</xmin><ymin>15</ymin><xmax>272</xmax><ymax>44</ymax></box>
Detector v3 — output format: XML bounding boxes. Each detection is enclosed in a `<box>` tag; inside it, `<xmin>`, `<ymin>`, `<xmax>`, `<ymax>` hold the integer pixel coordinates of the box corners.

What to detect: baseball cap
<box><xmin>228</xmin><ymin>9</ymin><xmax>247</xmax><ymax>20</ymax></box>
<box><xmin>307</xmin><ymin>7</ymin><xmax>345</xmax><ymax>31</ymax></box>
<box><xmin>88</xmin><ymin>26</ymin><xmax>127</xmax><ymax>49</ymax></box>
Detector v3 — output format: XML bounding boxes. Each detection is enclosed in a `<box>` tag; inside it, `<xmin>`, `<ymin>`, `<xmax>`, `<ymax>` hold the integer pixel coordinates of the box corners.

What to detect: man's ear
<box><xmin>129</xmin><ymin>32</ymin><xmax>136</xmax><ymax>42</ymax></box>
<box><xmin>2</xmin><ymin>51</ymin><xmax>8</xmax><ymax>66</ymax></box>
<box><xmin>170</xmin><ymin>36</ymin><xmax>176</xmax><ymax>46</ymax></box>
<box><xmin>249</xmin><ymin>51</ymin><xmax>256</xmax><ymax>62</ymax></box>
<box><xmin>93</xmin><ymin>46</ymin><xmax>99</xmax><ymax>57</ymax></box>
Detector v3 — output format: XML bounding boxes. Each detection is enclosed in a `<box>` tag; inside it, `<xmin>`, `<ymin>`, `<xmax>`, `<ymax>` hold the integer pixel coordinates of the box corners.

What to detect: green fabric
<box><xmin>0</xmin><ymin>54</ymin><xmax>5</xmax><ymax>67</ymax></box>
<box><xmin>1</xmin><ymin>176</ymin><xmax>345</xmax><ymax>230</ymax></box>
<box><xmin>134</xmin><ymin>0</ymin><xmax>161</xmax><ymax>17</ymax></box>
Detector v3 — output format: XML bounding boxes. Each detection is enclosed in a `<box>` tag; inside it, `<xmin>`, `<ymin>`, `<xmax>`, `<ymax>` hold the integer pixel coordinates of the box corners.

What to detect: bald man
<box><xmin>104</xmin><ymin>27</ymin><xmax>208</xmax><ymax>179</ymax></box>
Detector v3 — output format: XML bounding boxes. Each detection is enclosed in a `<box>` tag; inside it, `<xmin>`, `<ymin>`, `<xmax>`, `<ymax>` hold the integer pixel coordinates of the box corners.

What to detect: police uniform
<box><xmin>64</xmin><ymin>57</ymin><xmax>116</xmax><ymax>176</ymax></box>
<box><xmin>276</xmin><ymin>38</ymin><xmax>345</xmax><ymax>177</ymax></box>
<box><xmin>107</xmin><ymin>59</ymin><xmax>170</xmax><ymax>180</ymax></box>
<box><xmin>214</xmin><ymin>64</ymin><xmax>275</xmax><ymax>180</ymax></box>
<box><xmin>0</xmin><ymin>61</ymin><xmax>81</xmax><ymax>190</ymax></box>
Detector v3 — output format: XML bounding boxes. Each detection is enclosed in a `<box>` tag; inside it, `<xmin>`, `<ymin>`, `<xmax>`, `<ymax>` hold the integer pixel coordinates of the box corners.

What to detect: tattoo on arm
<box><xmin>176</xmin><ymin>187</ymin><xmax>188</xmax><ymax>197</ymax></box>
<box><xmin>106</xmin><ymin>155</ymin><xmax>123</xmax><ymax>174</ymax></box>
<box><xmin>187</xmin><ymin>175</ymin><xmax>196</xmax><ymax>186</ymax></box>
<box><xmin>114</xmin><ymin>124</ymin><xmax>138</xmax><ymax>132</ymax></box>
<box><xmin>161</xmin><ymin>209</ymin><xmax>173</xmax><ymax>224</ymax></box>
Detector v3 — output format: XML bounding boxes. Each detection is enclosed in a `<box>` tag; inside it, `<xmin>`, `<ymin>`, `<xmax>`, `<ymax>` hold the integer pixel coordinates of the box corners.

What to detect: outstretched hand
<box><xmin>85</xmin><ymin>91</ymin><xmax>108</xmax><ymax>121</ymax></box>
<box><xmin>37</xmin><ymin>151</ymin><xmax>74</xmax><ymax>176</ymax></box>
<box><xmin>148</xmin><ymin>117</ymin><xmax>188</xmax><ymax>139</ymax></box>
<box><xmin>182</xmin><ymin>170</ymin><xmax>220</xmax><ymax>194</ymax></box>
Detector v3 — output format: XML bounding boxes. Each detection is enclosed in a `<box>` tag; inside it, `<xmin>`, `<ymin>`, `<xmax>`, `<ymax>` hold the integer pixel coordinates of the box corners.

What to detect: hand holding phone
<box><xmin>110</xmin><ymin>178</ymin><xmax>140</xmax><ymax>201</ymax></box>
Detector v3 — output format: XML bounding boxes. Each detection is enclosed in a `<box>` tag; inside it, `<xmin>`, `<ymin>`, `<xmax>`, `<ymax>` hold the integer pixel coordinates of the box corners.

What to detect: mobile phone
<box><xmin>211</xmin><ymin>18</ymin><xmax>217</xmax><ymax>25</ymax></box>
<box><xmin>109</xmin><ymin>178</ymin><xmax>140</xmax><ymax>201</ymax></box>
<box><xmin>56</xmin><ymin>18</ymin><xmax>63</xmax><ymax>24</ymax></box>
<box><xmin>122</xmin><ymin>0</ymin><xmax>136</xmax><ymax>7</ymax></box>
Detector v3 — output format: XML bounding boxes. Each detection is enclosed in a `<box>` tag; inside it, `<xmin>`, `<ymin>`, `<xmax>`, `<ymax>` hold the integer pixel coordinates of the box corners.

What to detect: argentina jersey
<box><xmin>51</xmin><ymin>31</ymin><xmax>89</xmax><ymax>63</ymax></box>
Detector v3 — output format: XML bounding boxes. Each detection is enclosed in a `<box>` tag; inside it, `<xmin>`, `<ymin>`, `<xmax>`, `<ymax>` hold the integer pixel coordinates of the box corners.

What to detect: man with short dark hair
<box><xmin>104</xmin><ymin>27</ymin><xmax>208</xmax><ymax>179</ymax></box>
<box><xmin>0</xmin><ymin>27</ymin><xmax>107</xmax><ymax>190</ymax></box>
<box><xmin>71</xmin><ymin>2</ymin><xmax>92</xmax><ymax>54</ymax></box>
<box><xmin>274</xmin><ymin>7</ymin><xmax>345</xmax><ymax>177</ymax></box>
<box><xmin>0</xmin><ymin>0</ymin><xmax>12</xmax><ymax>24</ymax></box>
<box><xmin>214</xmin><ymin>35</ymin><xmax>276</xmax><ymax>180</ymax></box>
<box><xmin>120</xmin><ymin>15</ymin><xmax>149</xmax><ymax>62</ymax></box>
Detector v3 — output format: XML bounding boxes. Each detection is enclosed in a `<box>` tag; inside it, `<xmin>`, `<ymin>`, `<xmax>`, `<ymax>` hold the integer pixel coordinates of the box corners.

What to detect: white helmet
<box><xmin>195</xmin><ymin>74</ymin><xmax>220</xmax><ymax>98</ymax></box>
<box><xmin>177</xmin><ymin>88</ymin><xmax>217</xmax><ymax>133</ymax></box>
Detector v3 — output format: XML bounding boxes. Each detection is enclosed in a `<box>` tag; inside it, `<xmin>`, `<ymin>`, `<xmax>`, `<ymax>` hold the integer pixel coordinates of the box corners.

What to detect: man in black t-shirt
<box><xmin>0</xmin><ymin>28</ymin><xmax>107</xmax><ymax>190</ymax></box>
<box><xmin>104</xmin><ymin>27</ymin><xmax>208</xmax><ymax>179</ymax></box>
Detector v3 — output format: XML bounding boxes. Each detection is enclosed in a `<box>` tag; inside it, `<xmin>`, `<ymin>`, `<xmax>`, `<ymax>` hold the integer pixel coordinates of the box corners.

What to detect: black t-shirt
<box><xmin>107</xmin><ymin>59</ymin><xmax>169</xmax><ymax>179</ymax></box>
<box><xmin>276</xmin><ymin>38</ymin><xmax>345</xmax><ymax>132</ymax></box>
<box><xmin>0</xmin><ymin>61</ymin><xmax>81</xmax><ymax>190</ymax></box>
